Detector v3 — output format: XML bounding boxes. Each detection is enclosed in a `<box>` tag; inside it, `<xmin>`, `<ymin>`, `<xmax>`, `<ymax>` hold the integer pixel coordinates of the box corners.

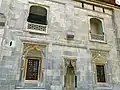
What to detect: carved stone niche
<box><xmin>91</xmin><ymin>50</ymin><xmax>108</xmax><ymax>64</ymax></box>
<box><xmin>23</xmin><ymin>43</ymin><xmax>45</xmax><ymax>58</ymax></box>
<box><xmin>66</xmin><ymin>31</ymin><xmax>75</xmax><ymax>40</ymax></box>
<box><xmin>64</xmin><ymin>58</ymin><xmax>76</xmax><ymax>74</ymax></box>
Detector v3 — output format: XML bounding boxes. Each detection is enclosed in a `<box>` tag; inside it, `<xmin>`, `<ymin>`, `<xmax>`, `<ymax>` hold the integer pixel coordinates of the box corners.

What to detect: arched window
<box><xmin>90</xmin><ymin>18</ymin><xmax>103</xmax><ymax>35</ymax></box>
<box><xmin>27</xmin><ymin>6</ymin><xmax>47</xmax><ymax>25</ymax></box>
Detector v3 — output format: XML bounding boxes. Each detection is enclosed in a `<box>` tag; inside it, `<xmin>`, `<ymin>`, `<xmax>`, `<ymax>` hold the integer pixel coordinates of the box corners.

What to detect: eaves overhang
<box><xmin>73</xmin><ymin>0</ymin><xmax>120</xmax><ymax>9</ymax></box>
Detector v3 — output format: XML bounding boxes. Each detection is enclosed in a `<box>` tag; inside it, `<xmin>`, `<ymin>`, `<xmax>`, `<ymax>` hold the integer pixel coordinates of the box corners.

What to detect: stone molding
<box><xmin>91</xmin><ymin>49</ymin><xmax>108</xmax><ymax>64</ymax></box>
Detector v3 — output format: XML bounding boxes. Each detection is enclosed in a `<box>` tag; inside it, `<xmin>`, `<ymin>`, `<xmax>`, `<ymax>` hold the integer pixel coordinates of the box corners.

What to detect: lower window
<box><xmin>96</xmin><ymin>65</ymin><xmax>106</xmax><ymax>83</ymax></box>
<box><xmin>25</xmin><ymin>58</ymin><xmax>41</xmax><ymax>81</ymax></box>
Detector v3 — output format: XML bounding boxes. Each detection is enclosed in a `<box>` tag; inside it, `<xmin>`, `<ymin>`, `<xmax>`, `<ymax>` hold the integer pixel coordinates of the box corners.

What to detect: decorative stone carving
<box><xmin>64</xmin><ymin>58</ymin><xmax>76</xmax><ymax>74</ymax></box>
<box><xmin>23</xmin><ymin>43</ymin><xmax>45</xmax><ymax>57</ymax></box>
<box><xmin>91</xmin><ymin>50</ymin><xmax>108</xmax><ymax>64</ymax></box>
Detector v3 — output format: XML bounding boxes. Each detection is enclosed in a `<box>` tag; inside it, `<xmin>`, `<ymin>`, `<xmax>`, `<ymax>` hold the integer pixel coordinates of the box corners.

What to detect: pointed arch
<box><xmin>66</xmin><ymin>60</ymin><xmax>75</xmax><ymax>74</ymax></box>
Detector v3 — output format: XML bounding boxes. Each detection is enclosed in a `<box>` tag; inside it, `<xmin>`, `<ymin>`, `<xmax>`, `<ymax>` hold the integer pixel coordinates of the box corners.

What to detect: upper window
<box><xmin>89</xmin><ymin>18</ymin><xmax>105</xmax><ymax>41</ymax></box>
<box><xmin>90</xmin><ymin>18</ymin><xmax>103</xmax><ymax>35</ymax></box>
<box><xmin>27</xmin><ymin>5</ymin><xmax>48</xmax><ymax>33</ymax></box>
<box><xmin>0</xmin><ymin>13</ymin><xmax>6</xmax><ymax>27</ymax></box>
<box><xmin>27</xmin><ymin>6</ymin><xmax>47</xmax><ymax>25</ymax></box>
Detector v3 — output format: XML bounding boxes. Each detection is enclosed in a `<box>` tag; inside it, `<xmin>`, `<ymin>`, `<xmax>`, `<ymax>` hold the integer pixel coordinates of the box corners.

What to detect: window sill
<box><xmin>89</xmin><ymin>33</ymin><xmax>107</xmax><ymax>44</ymax></box>
<box><xmin>95</xmin><ymin>87</ymin><xmax>112</xmax><ymax>90</ymax></box>
<box><xmin>15</xmin><ymin>86</ymin><xmax>45</xmax><ymax>89</ymax></box>
<box><xmin>26</xmin><ymin>29</ymin><xmax>48</xmax><ymax>35</ymax></box>
<box><xmin>89</xmin><ymin>39</ymin><xmax>107</xmax><ymax>44</ymax></box>
<box><xmin>94</xmin><ymin>83</ymin><xmax>112</xmax><ymax>89</ymax></box>
<box><xmin>97</xmin><ymin>82</ymin><xmax>109</xmax><ymax>86</ymax></box>
<box><xmin>15</xmin><ymin>82</ymin><xmax>45</xmax><ymax>89</ymax></box>
<box><xmin>24</xmin><ymin>80</ymin><xmax>40</xmax><ymax>83</ymax></box>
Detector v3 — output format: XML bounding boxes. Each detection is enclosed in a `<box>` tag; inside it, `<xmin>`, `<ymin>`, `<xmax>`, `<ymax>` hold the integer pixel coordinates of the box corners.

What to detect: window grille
<box><xmin>91</xmin><ymin>33</ymin><xmax>104</xmax><ymax>41</ymax></box>
<box><xmin>27</xmin><ymin>22</ymin><xmax>47</xmax><ymax>32</ymax></box>
<box><xmin>25</xmin><ymin>59</ymin><xmax>40</xmax><ymax>80</ymax></box>
<box><xmin>96</xmin><ymin>65</ymin><xmax>106</xmax><ymax>82</ymax></box>
<box><xmin>27</xmin><ymin>6</ymin><xmax>47</xmax><ymax>32</ymax></box>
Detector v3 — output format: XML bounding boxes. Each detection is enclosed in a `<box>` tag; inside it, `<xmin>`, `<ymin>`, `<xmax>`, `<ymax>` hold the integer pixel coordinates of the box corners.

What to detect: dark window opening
<box><xmin>10</xmin><ymin>41</ymin><xmax>12</xmax><ymax>46</ymax></box>
<box><xmin>90</xmin><ymin>18</ymin><xmax>103</xmax><ymax>35</ymax></box>
<box><xmin>27</xmin><ymin>6</ymin><xmax>47</xmax><ymax>25</ymax></box>
<box><xmin>93</xmin><ymin>5</ymin><xmax>95</xmax><ymax>10</ymax></box>
<box><xmin>103</xmin><ymin>8</ymin><xmax>105</xmax><ymax>13</ymax></box>
<box><xmin>25</xmin><ymin>59</ymin><xmax>40</xmax><ymax>80</ymax></box>
<box><xmin>96</xmin><ymin>65</ymin><xmax>106</xmax><ymax>82</ymax></box>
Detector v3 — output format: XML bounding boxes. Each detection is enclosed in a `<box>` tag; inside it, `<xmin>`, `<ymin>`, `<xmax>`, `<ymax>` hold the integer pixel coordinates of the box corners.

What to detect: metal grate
<box><xmin>25</xmin><ymin>59</ymin><xmax>40</xmax><ymax>80</ymax></box>
<box><xmin>91</xmin><ymin>33</ymin><xmax>104</xmax><ymax>41</ymax></box>
<box><xmin>27</xmin><ymin>22</ymin><xmax>47</xmax><ymax>32</ymax></box>
<box><xmin>96</xmin><ymin>65</ymin><xmax>106</xmax><ymax>82</ymax></box>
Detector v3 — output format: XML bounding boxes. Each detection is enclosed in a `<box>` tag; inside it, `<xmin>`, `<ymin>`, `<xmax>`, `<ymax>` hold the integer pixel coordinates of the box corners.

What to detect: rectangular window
<box><xmin>96</xmin><ymin>65</ymin><xmax>106</xmax><ymax>82</ymax></box>
<box><xmin>25</xmin><ymin>59</ymin><xmax>40</xmax><ymax>80</ymax></box>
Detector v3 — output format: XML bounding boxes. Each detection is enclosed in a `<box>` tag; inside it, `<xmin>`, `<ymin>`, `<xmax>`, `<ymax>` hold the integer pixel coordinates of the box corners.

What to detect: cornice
<box><xmin>73</xmin><ymin>0</ymin><xmax>120</xmax><ymax>9</ymax></box>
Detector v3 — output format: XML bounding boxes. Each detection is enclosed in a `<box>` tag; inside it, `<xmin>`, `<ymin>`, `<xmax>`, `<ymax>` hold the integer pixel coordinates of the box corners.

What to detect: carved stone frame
<box><xmin>20</xmin><ymin>43</ymin><xmax>45</xmax><ymax>86</ymax></box>
<box><xmin>91</xmin><ymin>49</ymin><xmax>111</xmax><ymax>88</ymax></box>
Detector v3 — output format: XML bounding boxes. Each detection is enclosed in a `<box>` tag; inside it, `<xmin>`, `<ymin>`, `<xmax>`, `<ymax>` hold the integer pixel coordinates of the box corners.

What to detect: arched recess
<box><xmin>64</xmin><ymin>58</ymin><xmax>77</xmax><ymax>89</ymax></box>
<box><xmin>23</xmin><ymin>43</ymin><xmax>44</xmax><ymax>57</ymax></box>
<box><xmin>90</xmin><ymin>18</ymin><xmax>103</xmax><ymax>35</ymax></box>
<box><xmin>27</xmin><ymin>5</ymin><xmax>47</xmax><ymax>25</ymax></box>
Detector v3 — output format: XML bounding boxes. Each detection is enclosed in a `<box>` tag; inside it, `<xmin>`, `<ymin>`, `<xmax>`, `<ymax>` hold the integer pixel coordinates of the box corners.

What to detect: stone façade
<box><xmin>0</xmin><ymin>0</ymin><xmax>120</xmax><ymax>90</ymax></box>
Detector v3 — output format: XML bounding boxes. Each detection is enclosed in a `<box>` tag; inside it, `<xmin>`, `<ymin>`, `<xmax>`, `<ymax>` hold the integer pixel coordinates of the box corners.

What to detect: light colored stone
<box><xmin>84</xmin><ymin>3</ymin><xmax>93</xmax><ymax>10</ymax></box>
<box><xmin>0</xmin><ymin>0</ymin><xmax>120</xmax><ymax>90</ymax></box>
<box><xmin>95</xmin><ymin>6</ymin><xmax>103</xmax><ymax>12</ymax></box>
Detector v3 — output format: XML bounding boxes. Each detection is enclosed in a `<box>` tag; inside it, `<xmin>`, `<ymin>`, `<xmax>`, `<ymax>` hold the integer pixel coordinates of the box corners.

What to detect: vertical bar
<box><xmin>75</xmin><ymin>76</ymin><xmax>77</xmax><ymax>88</ymax></box>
